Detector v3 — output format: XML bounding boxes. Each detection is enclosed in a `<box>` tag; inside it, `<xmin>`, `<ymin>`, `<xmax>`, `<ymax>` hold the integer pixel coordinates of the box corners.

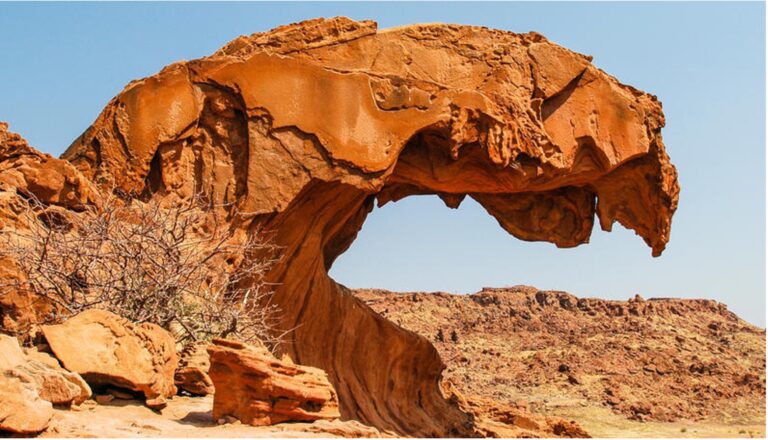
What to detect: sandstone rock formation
<box><xmin>175</xmin><ymin>341</ymin><xmax>215</xmax><ymax>396</ymax></box>
<box><xmin>0</xmin><ymin>368</ymin><xmax>53</xmax><ymax>434</ymax></box>
<box><xmin>459</xmin><ymin>394</ymin><xmax>590</xmax><ymax>438</ymax></box>
<box><xmin>0</xmin><ymin>334</ymin><xmax>54</xmax><ymax>434</ymax></box>
<box><xmin>207</xmin><ymin>338</ymin><xmax>341</xmax><ymax>426</ymax></box>
<box><xmin>42</xmin><ymin>309</ymin><xmax>178</xmax><ymax>409</ymax></box>
<box><xmin>0</xmin><ymin>17</ymin><xmax>680</xmax><ymax>436</ymax></box>
<box><xmin>18</xmin><ymin>349</ymin><xmax>92</xmax><ymax>406</ymax></box>
<box><xmin>296</xmin><ymin>419</ymin><xmax>384</xmax><ymax>438</ymax></box>
<box><xmin>0</xmin><ymin>333</ymin><xmax>25</xmax><ymax>369</ymax></box>
<box><xmin>0</xmin><ymin>334</ymin><xmax>90</xmax><ymax>408</ymax></box>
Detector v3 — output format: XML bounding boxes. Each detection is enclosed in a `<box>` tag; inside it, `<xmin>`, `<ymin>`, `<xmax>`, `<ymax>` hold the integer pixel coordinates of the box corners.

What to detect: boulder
<box><xmin>0</xmin><ymin>369</ymin><xmax>53</xmax><ymax>434</ymax></box>
<box><xmin>19</xmin><ymin>349</ymin><xmax>91</xmax><ymax>405</ymax></box>
<box><xmin>207</xmin><ymin>338</ymin><xmax>340</xmax><ymax>426</ymax></box>
<box><xmin>0</xmin><ymin>333</ymin><xmax>25</xmax><ymax>369</ymax></box>
<box><xmin>0</xmin><ymin>334</ymin><xmax>53</xmax><ymax>434</ymax></box>
<box><xmin>0</xmin><ymin>334</ymin><xmax>90</xmax><ymax>408</ymax></box>
<box><xmin>175</xmin><ymin>341</ymin><xmax>215</xmax><ymax>396</ymax></box>
<box><xmin>42</xmin><ymin>309</ymin><xmax>178</xmax><ymax>408</ymax></box>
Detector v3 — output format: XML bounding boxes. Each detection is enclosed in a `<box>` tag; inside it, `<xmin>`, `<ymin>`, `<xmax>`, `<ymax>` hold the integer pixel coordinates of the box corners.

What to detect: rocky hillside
<box><xmin>354</xmin><ymin>286</ymin><xmax>765</xmax><ymax>429</ymax></box>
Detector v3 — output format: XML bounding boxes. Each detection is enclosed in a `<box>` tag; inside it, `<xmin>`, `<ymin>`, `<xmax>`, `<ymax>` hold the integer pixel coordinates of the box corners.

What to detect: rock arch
<box><xmin>61</xmin><ymin>17</ymin><xmax>679</xmax><ymax>436</ymax></box>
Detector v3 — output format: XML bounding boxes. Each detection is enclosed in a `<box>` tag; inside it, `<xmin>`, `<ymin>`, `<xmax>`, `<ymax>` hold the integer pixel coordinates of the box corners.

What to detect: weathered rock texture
<box><xmin>0</xmin><ymin>123</ymin><xmax>99</xmax><ymax>339</ymax></box>
<box><xmin>0</xmin><ymin>334</ymin><xmax>53</xmax><ymax>434</ymax></box>
<box><xmin>207</xmin><ymin>338</ymin><xmax>341</xmax><ymax>426</ymax></box>
<box><xmin>0</xmin><ymin>334</ymin><xmax>90</xmax><ymax>410</ymax></box>
<box><xmin>0</xmin><ymin>368</ymin><xmax>53</xmax><ymax>434</ymax></box>
<box><xmin>1</xmin><ymin>17</ymin><xmax>679</xmax><ymax>436</ymax></box>
<box><xmin>41</xmin><ymin>309</ymin><xmax>178</xmax><ymax>409</ymax></box>
<box><xmin>175</xmin><ymin>341</ymin><xmax>215</xmax><ymax>396</ymax></box>
<box><xmin>17</xmin><ymin>349</ymin><xmax>92</xmax><ymax>406</ymax></box>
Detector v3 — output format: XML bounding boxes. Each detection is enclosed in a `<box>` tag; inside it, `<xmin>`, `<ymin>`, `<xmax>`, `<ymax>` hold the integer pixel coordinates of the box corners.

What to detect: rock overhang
<box><xmin>0</xmin><ymin>16</ymin><xmax>681</xmax><ymax>436</ymax></box>
<box><xmin>62</xmin><ymin>16</ymin><xmax>679</xmax><ymax>257</ymax></box>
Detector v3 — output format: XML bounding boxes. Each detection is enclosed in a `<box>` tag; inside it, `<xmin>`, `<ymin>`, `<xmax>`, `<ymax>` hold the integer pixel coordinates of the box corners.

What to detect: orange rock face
<box><xmin>41</xmin><ymin>309</ymin><xmax>178</xmax><ymax>409</ymax></box>
<box><xmin>0</xmin><ymin>122</ymin><xmax>99</xmax><ymax>337</ymax></box>
<box><xmin>207</xmin><ymin>339</ymin><xmax>341</xmax><ymax>426</ymax></box>
<box><xmin>2</xmin><ymin>17</ymin><xmax>679</xmax><ymax>436</ymax></box>
<box><xmin>175</xmin><ymin>341</ymin><xmax>215</xmax><ymax>396</ymax></box>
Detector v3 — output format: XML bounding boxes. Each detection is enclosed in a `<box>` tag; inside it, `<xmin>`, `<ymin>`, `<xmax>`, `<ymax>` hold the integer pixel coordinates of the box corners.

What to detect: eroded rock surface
<box><xmin>175</xmin><ymin>341</ymin><xmax>215</xmax><ymax>396</ymax></box>
<box><xmin>0</xmin><ymin>123</ymin><xmax>99</xmax><ymax>339</ymax></box>
<box><xmin>41</xmin><ymin>309</ymin><xmax>178</xmax><ymax>409</ymax></box>
<box><xmin>0</xmin><ymin>334</ymin><xmax>90</xmax><ymax>410</ymax></box>
<box><xmin>1</xmin><ymin>17</ymin><xmax>679</xmax><ymax>436</ymax></box>
<box><xmin>18</xmin><ymin>350</ymin><xmax>92</xmax><ymax>406</ymax></box>
<box><xmin>207</xmin><ymin>338</ymin><xmax>341</xmax><ymax>426</ymax></box>
<box><xmin>0</xmin><ymin>334</ymin><xmax>54</xmax><ymax>434</ymax></box>
<box><xmin>0</xmin><ymin>369</ymin><xmax>53</xmax><ymax>434</ymax></box>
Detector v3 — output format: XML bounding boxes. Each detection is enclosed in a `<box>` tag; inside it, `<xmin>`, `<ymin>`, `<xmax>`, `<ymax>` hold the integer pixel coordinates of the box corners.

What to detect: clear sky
<box><xmin>0</xmin><ymin>2</ymin><xmax>764</xmax><ymax>326</ymax></box>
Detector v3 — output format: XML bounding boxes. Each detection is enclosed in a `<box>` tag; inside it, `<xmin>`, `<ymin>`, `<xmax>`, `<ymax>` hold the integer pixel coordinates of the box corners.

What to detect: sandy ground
<box><xmin>36</xmin><ymin>393</ymin><xmax>765</xmax><ymax>438</ymax></box>
<box><xmin>537</xmin><ymin>395</ymin><xmax>766</xmax><ymax>438</ymax></box>
<box><xmin>41</xmin><ymin>396</ymin><xmax>373</xmax><ymax>438</ymax></box>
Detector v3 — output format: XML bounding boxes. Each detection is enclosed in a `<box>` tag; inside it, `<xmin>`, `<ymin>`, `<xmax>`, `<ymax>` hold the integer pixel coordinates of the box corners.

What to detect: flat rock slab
<box><xmin>42</xmin><ymin>309</ymin><xmax>178</xmax><ymax>408</ymax></box>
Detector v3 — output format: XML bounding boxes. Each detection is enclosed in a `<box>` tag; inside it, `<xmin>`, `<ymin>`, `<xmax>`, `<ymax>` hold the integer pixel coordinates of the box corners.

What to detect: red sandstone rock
<box><xmin>0</xmin><ymin>122</ymin><xmax>96</xmax><ymax>211</ymax></box>
<box><xmin>207</xmin><ymin>338</ymin><xmax>340</xmax><ymax>426</ymax></box>
<box><xmin>42</xmin><ymin>309</ymin><xmax>178</xmax><ymax>409</ymax></box>
<box><xmin>175</xmin><ymin>341</ymin><xmax>215</xmax><ymax>396</ymax></box>
<box><xmin>0</xmin><ymin>368</ymin><xmax>53</xmax><ymax>434</ymax></box>
<box><xmin>297</xmin><ymin>419</ymin><xmax>384</xmax><ymax>438</ymax></box>
<box><xmin>19</xmin><ymin>350</ymin><xmax>92</xmax><ymax>406</ymax></box>
<box><xmin>0</xmin><ymin>333</ymin><xmax>25</xmax><ymax>370</ymax></box>
<box><xmin>1</xmin><ymin>17</ymin><xmax>680</xmax><ymax>436</ymax></box>
<box><xmin>0</xmin><ymin>334</ymin><xmax>53</xmax><ymax>434</ymax></box>
<box><xmin>0</xmin><ymin>334</ymin><xmax>91</xmax><ymax>407</ymax></box>
<box><xmin>0</xmin><ymin>122</ymin><xmax>97</xmax><ymax>338</ymax></box>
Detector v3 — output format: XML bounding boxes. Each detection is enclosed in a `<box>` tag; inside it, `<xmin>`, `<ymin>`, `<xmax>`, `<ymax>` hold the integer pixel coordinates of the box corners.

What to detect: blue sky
<box><xmin>0</xmin><ymin>2</ymin><xmax>764</xmax><ymax>326</ymax></box>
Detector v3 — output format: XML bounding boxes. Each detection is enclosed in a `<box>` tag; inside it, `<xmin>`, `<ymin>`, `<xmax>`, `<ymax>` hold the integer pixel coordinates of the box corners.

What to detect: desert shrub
<box><xmin>0</xmin><ymin>191</ymin><xmax>284</xmax><ymax>347</ymax></box>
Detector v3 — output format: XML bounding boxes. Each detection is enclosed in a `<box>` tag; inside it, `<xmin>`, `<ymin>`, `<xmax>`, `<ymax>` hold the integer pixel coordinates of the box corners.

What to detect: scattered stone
<box><xmin>567</xmin><ymin>374</ymin><xmax>581</xmax><ymax>385</ymax></box>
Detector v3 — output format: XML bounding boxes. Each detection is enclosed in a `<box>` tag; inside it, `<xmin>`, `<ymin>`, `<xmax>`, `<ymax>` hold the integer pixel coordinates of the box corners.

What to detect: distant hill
<box><xmin>354</xmin><ymin>286</ymin><xmax>766</xmax><ymax>437</ymax></box>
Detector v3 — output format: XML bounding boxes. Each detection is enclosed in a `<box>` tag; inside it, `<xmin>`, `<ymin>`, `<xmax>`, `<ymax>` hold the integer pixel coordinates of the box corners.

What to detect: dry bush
<box><xmin>0</xmin><ymin>191</ymin><xmax>285</xmax><ymax>348</ymax></box>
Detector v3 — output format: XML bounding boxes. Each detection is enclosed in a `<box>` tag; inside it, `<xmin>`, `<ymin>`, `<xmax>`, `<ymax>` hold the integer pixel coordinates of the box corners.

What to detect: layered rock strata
<box><xmin>207</xmin><ymin>338</ymin><xmax>341</xmax><ymax>426</ymax></box>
